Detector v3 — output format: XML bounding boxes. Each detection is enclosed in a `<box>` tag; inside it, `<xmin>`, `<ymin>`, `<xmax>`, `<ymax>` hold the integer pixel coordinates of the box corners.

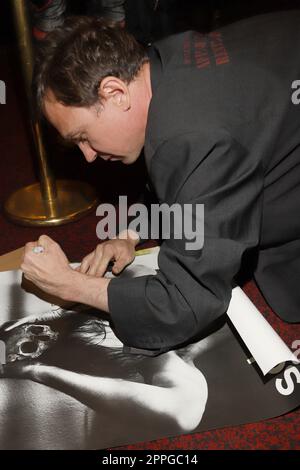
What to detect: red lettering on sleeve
<box><xmin>209</xmin><ymin>31</ymin><xmax>230</xmax><ymax>65</ymax></box>
<box><xmin>194</xmin><ymin>33</ymin><xmax>211</xmax><ymax>69</ymax></box>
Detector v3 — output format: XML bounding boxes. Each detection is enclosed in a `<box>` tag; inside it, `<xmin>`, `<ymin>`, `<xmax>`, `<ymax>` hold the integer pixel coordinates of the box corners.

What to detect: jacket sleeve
<box><xmin>126</xmin><ymin>181</ymin><xmax>160</xmax><ymax>247</ymax></box>
<box><xmin>108</xmin><ymin>129</ymin><xmax>264</xmax><ymax>353</ymax></box>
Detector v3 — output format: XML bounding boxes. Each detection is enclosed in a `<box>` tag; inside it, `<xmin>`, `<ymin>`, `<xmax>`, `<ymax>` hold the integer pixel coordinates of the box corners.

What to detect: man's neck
<box><xmin>141</xmin><ymin>61</ymin><xmax>153</xmax><ymax>104</ymax></box>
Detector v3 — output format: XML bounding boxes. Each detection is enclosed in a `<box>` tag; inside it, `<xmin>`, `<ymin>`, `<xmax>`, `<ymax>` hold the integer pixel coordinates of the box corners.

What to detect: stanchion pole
<box><xmin>5</xmin><ymin>0</ymin><xmax>98</xmax><ymax>226</ymax></box>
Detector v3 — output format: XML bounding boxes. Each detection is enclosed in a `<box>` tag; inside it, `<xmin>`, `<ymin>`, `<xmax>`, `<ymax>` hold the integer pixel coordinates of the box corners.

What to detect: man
<box><xmin>22</xmin><ymin>10</ymin><xmax>300</xmax><ymax>354</ymax></box>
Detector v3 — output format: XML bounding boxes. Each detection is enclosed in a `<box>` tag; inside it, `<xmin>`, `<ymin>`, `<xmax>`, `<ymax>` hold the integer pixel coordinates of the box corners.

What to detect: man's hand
<box><xmin>20</xmin><ymin>235</ymin><xmax>110</xmax><ymax>312</ymax></box>
<box><xmin>78</xmin><ymin>229</ymin><xmax>139</xmax><ymax>277</ymax></box>
<box><xmin>21</xmin><ymin>235</ymin><xmax>79</xmax><ymax>300</ymax></box>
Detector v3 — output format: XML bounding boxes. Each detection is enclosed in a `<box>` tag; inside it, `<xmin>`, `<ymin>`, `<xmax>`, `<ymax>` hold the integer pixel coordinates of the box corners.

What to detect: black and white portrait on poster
<box><xmin>0</xmin><ymin>249</ymin><xmax>299</xmax><ymax>449</ymax></box>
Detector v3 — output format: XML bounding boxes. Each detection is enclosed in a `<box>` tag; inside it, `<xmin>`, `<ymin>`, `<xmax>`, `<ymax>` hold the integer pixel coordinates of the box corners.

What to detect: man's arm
<box><xmin>66</xmin><ymin>271</ymin><xmax>110</xmax><ymax>311</ymax></box>
<box><xmin>107</xmin><ymin>130</ymin><xmax>265</xmax><ymax>353</ymax></box>
<box><xmin>20</xmin><ymin>130</ymin><xmax>264</xmax><ymax>355</ymax></box>
<box><xmin>20</xmin><ymin>236</ymin><xmax>111</xmax><ymax>312</ymax></box>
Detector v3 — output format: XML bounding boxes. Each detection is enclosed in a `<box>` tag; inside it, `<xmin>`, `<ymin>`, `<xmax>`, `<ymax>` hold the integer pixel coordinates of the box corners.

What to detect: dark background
<box><xmin>0</xmin><ymin>0</ymin><xmax>300</xmax><ymax>450</ymax></box>
<box><xmin>1</xmin><ymin>0</ymin><xmax>300</xmax><ymax>209</ymax></box>
<box><xmin>1</xmin><ymin>1</ymin><xmax>300</xmax><ymax>44</ymax></box>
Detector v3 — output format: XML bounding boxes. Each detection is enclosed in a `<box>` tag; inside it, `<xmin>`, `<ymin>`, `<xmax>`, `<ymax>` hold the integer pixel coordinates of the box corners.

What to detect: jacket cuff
<box><xmin>107</xmin><ymin>275</ymin><xmax>169</xmax><ymax>354</ymax></box>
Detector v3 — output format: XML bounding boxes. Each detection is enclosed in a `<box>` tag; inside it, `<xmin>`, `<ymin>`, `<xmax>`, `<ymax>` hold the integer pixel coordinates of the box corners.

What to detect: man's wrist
<box><xmin>62</xmin><ymin>270</ymin><xmax>110</xmax><ymax>312</ymax></box>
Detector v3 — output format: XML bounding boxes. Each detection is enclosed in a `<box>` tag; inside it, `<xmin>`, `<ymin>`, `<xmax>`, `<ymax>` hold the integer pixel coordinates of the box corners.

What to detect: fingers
<box><xmin>112</xmin><ymin>254</ymin><xmax>132</xmax><ymax>274</ymax></box>
<box><xmin>23</xmin><ymin>242</ymin><xmax>38</xmax><ymax>259</ymax></box>
<box><xmin>23</xmin><ymin>272</ymin><xmax>35</xmax><ymax>283</ymax></box>
<box><xmin>79</xmin><ymin>252</ymin><xmax>95</xmax><ymax>274</ymax></box>
<box><xmin>22</xmin><ymin>235</ymin><xmax>52</xmax><ymax>259</ymax></box>
<box><xmin>78</xmin><ymin>239</ymin><xmax>136</xmax><ymax>278</ymax></box>
<box><xmin>38</xmin><ymin>234</ymin><xmax>57</xmax><ymax>249</ymax></box>
<box><xmin>22</xmin><ymin>235</ymin><xmax>58</xmax><ymax>265</ymax></box>
<box><xmin>78</xmin><ymin>244</ymin><xmax>114</xmax><ymax>277</ymax></box>
<box><xmin>21</xmin><ymin>243</ymin><xmax>37</xmax><ymax>274</ymax></box>
<box><xmin>22</xmin><ymin>236</ymin><xmax>68</xmax><ymax>268</ymax></box>
<box><xmin>89</xmin><ymin>244</ymin><xmax>115</xmax><ymax>277</ymax></box>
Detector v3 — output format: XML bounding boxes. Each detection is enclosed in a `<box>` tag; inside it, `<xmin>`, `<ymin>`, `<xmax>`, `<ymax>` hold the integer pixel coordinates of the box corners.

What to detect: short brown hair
<box><xmin>33</xmin><ymin>16</ymin><xmax>148</xmax><ymax>113</ymax></box>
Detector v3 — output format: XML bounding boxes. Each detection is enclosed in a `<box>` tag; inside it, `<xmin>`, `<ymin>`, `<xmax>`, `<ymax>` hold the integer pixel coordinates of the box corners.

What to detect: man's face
<box><xmin>43</xmin><ymin>82</ymin><xmax>148</xmax><ymax>165</ymax></box>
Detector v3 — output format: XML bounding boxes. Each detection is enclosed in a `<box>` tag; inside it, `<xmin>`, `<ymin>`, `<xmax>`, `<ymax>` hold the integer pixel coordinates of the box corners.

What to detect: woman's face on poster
<box><xmin>4</xmin><ymin>323</ymin><xmax>59</xmax><ymax>363</ymax></box>
<box><xmin>2</xmin><ymin>317</ymin><xmax>124</xmax><ymax>364</ymax></box>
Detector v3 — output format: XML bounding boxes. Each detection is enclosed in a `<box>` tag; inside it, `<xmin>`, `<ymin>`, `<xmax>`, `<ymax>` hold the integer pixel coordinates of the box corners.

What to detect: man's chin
<box><xmin>123</xmin><ymin>153</ymin><xmax>141</xmax><ymax>165</ymax></box>
<box><xmin>106</xmin><ymin>152</ymin><xmax>141</xmax><ymax>165</ymax></box>
<box><xmin>122</xmin><ymin>158</ymin><xmax>133</xmax><ymax>165</ymax></box>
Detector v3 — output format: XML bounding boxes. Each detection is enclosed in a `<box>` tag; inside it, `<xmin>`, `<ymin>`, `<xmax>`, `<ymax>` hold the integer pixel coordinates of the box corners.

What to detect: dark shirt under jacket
<box><xmin>108</xmin><ymin>10</ymin><xmax>300</xmax><ymax>354</ymax></box>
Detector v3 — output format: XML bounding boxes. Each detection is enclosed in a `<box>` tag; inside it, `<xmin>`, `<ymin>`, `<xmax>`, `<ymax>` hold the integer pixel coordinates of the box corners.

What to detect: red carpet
<box><xmin>0</xmin><ymin>45</ymin><xmax>299</xmax><ymax>450</ymax></box>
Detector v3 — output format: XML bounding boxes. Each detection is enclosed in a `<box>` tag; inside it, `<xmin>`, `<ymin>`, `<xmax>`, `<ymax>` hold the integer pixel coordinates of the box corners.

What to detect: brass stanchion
<box><xmin>5</xmin><ymin>0</ymin><xmax>98</xmax><ymax>226</ymax></box>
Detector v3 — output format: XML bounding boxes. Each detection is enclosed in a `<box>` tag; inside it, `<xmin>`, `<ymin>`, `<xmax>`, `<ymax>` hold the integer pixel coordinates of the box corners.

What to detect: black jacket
<box><xmin>108</xmin><ymin>10</ymin><xmax>300</xmax><ymax>354</ymax></box>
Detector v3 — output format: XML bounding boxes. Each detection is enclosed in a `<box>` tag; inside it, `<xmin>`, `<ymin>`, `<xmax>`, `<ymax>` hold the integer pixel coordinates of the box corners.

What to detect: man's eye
<box><xmin>73</xmin><ymin>136</ymin><xmax>86</xmax><ymax>145</ymax></box>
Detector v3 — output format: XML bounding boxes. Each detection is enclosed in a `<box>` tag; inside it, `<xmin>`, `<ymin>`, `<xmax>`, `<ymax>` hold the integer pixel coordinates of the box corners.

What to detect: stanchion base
<box><xmin>4</xmin><ymin>180</ymin><xmax>99</xmax><ymax>226</ymax></box>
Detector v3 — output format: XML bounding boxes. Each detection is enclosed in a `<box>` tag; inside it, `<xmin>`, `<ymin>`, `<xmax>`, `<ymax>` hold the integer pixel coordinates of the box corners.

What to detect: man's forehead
<box><xmin>44</xmin><ymin>92</ymin><xmax>88</xmax><ymax>138</ymax></box>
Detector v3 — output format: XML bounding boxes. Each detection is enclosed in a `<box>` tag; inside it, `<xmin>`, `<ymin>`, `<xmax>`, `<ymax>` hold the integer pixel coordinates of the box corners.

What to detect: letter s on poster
<box><xmin>275</xmin><ymin>366</ymin><xmax>300</xmax><ymax>396</ymax></box>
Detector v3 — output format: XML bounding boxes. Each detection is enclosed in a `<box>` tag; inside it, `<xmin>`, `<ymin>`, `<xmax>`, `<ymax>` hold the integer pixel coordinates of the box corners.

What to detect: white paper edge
<box><xmin>227</xmin><ymin>286</ymin><xmax>299</xmax><ymax>375</ymax></box>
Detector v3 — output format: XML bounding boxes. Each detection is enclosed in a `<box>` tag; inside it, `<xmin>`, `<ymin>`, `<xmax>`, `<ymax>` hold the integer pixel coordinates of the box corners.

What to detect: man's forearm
<box><xmin>63</xmin><ymin>271</ymin><xmax>110</xmax><ymax>312</ymax></box>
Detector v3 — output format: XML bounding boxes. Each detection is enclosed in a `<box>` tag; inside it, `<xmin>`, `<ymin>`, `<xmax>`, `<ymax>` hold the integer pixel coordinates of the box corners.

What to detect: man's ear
<box><xmin>98</xmin><ymin>76</ymin><xmax>131</xmax><ymax>111</ymax></box>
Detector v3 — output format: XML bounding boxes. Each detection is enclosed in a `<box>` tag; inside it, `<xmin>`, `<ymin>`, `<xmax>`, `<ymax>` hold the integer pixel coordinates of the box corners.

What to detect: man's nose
<box><xmin>78</xmin><ymin>142</ymin><xmax>97</xmax><ymax>162</ymax></box>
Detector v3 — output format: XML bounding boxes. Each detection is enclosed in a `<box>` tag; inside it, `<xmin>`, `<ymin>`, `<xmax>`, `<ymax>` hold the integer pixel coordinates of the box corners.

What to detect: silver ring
<box><xmin>32</xmin><ymin>246</ymin><xmax>44</xmax><ymax>254</ymax></box>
